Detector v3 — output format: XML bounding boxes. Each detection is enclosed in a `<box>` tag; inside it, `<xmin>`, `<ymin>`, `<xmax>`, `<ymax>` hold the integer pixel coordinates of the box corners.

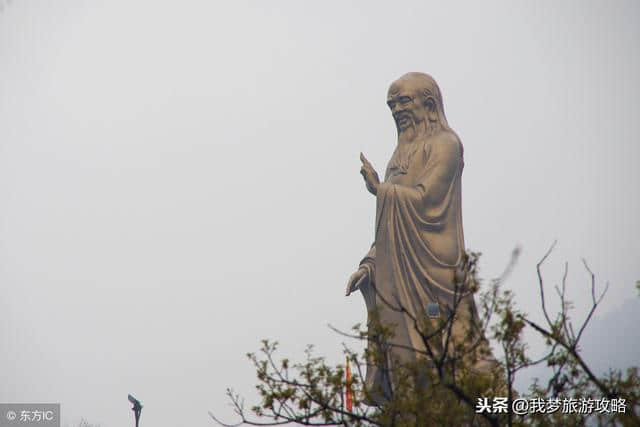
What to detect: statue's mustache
<box><xmin>393</xmin><ymin>111</ymin><xmax>411</xmax><ymax>122</ymax></box>
<box><xmin>393</xmin><ymin>111</ymin><xmax>413</xmax><ymax>129</ymax></box>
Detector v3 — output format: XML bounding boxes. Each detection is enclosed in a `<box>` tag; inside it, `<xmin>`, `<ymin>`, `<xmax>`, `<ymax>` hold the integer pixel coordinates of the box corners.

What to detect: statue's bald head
<box><xmin>387</xmin><ymin>72</ymin><xmax>449</xmax><ymax>138</ymax></box>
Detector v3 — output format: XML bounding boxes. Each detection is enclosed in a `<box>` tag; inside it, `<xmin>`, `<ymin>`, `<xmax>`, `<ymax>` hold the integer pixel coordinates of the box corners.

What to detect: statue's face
<box><xmin>387</xmin><ymin>79</ymin><xmax>427</xmax><ymax>134</ymax></box>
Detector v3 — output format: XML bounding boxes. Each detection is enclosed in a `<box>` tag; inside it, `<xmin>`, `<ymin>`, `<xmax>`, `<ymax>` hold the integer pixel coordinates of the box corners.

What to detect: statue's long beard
<box><xmin>389</xmin><ymin>119</ymin><xmax>440</xmax><ymax>175</ymax></box>
<box><xmin>388</xmin><ymin>143</ymin><xmax>417</xmax><ymax>176</ymax></box>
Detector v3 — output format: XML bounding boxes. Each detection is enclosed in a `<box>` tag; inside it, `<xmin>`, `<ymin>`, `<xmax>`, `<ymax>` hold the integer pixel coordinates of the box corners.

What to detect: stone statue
<box><xmin>345</xmin><ymin>72</ymin><xmax>491</xmax><ymax>404</ymax></box>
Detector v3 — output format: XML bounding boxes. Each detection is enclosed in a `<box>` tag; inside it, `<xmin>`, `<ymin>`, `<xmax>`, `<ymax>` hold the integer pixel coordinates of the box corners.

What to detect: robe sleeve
<box><xmin>358</xmin><ymin>243</ymin><xmax>377</xmax><ymax>314</ymax></box>
<box><xmin>359</xmin><ymin>244</ymin><xmax>376</xmax><ymax>284</ymax></box>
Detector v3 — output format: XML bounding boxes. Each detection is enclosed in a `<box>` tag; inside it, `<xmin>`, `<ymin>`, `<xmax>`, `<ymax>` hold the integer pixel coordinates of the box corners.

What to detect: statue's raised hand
<box><xmin>345</xmin><ymin>267</ymin><xmax>369</xmax><ymax>296</ymax></box>
<box><xmin>360</xmin><ymin>153</ymin><xmax>380</xmax><ymax>196</ymax></box>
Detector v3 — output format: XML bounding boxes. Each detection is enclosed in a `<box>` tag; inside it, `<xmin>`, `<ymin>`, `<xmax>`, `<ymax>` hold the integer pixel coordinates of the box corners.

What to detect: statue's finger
<box><xmin>345</xmin><ymin>278</ymin><xmax>356</xmax><ymax>296</ymax></box>
<box><xmin>360</xmin><ymin>152</ymin><xmax>372</xmax><ymax>167</ymax></box>
<box><xmin>364</xmin><ymin>156</ymin><xmax>374</xmax><ymax>168</ymax></box>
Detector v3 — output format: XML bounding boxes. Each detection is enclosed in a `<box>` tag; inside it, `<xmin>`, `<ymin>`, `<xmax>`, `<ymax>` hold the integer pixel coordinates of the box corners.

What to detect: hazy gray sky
<box><xmin>1</xmin><ymin>1</ymin><xmax>639</xmax><ymax>426</ymax></box>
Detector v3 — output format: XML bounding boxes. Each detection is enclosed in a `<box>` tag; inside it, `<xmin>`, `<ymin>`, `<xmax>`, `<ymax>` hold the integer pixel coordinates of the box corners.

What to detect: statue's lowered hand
<box><xmin>345</xmin><ymin>267</ymin><xmax>369</xmax><ymax>296</ymax></box>
<box><xmin>360</xmin><ymin>152</ymin><xmax>380</xmax><ymax>195</ymax></box>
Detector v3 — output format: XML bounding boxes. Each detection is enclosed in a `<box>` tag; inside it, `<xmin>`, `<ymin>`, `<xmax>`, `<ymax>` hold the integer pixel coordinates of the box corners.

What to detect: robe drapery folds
<box><xmin>359</xmin><ymin>130</ymin><xmax>469</xmax><ymax>400</ymax></box>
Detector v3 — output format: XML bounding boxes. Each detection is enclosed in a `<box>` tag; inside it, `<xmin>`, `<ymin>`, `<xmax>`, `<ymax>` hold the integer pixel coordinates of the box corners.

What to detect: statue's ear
<box><xmin>424</xmin><ymin>94</ymin><xmax>439</xmax><ymax>122</ymax></box>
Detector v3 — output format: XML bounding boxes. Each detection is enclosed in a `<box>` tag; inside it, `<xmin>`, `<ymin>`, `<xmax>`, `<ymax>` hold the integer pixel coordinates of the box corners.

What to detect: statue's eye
<box><xmin>387</xmin><ymin>101</ymin><xmax>396</xmax><ymax>109</ymax></box>
<box><xmin>400</xmin><ymin>97</ymin><xmax>412</xmax><ymax>104</ymax></box>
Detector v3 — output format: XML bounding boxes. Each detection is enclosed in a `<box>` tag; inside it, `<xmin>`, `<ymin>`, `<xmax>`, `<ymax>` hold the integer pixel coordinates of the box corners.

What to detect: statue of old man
<box><xmin>345</xmin><ymin>72</ymin><xmax>492</xmax><ymax>405</ymax></box>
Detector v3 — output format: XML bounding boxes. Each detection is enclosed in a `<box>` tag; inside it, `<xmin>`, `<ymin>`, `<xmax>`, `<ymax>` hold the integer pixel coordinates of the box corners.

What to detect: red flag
<box><xmin>345</xmin><ymin>357</ymin><xmax>353</xmax><ymax>412</ymax></box>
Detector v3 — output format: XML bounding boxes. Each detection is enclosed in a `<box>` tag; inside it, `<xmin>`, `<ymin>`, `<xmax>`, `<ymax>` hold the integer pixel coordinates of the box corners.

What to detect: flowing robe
<box><xmin>359</xmin><ymin>129</ymin><xmax>473</xmax><ymax>401</ymax></box>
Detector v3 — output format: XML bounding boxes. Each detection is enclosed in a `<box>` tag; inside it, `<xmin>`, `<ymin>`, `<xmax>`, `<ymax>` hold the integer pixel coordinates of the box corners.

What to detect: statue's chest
<box><xmin>385</xmin><ymin>143</ymin><xmax>431</xmax><ymax>186</ymax></box>
<box><xmin>386</xmin><ymin>171</ymin><xmax>414</xmax><ymax>186</ymax></box>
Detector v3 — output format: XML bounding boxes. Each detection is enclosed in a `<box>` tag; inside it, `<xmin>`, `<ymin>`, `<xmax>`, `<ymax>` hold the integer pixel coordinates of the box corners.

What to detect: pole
<box><xmin>128</xmin><ymin>394</ymin><xmax>142</xmax><ymax>427</ymax></box>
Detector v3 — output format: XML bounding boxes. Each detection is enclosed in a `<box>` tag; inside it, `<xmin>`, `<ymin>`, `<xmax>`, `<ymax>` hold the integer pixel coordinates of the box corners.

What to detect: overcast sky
<box><xmin>1</xmin><ymin>1</ymin><xmax>639</xmax><ymax>426</ymax></box>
